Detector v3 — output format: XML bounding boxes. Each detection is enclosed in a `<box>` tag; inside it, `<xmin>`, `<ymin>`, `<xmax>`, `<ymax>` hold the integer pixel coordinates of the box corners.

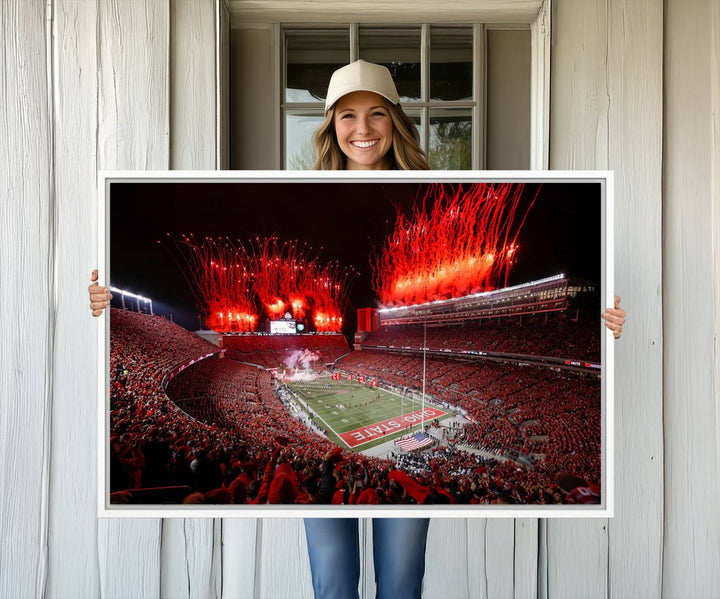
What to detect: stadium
<box><xmin>108</xmin><ymin>181</ymin><xmax>603</xmax><ymax>506</ymax></box>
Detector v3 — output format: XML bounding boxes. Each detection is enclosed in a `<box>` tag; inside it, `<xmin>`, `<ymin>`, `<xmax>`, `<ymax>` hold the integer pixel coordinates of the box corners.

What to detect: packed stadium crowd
<box><xmin>109</xmin><ymin>308</ymin><xmax>601</xmax><ymax>506</ymax></box>
<box><xmin>336</xmin><ymin>349</ymin><xmax>600</xmax><ymax>484</ymax></box>
<box><xmin>363</xmin><ymin>315</ymin><xmax>600</xmax><ymax>362</ymax></box>
<box><xmin>222</xmin><ymin>333</ymin><xmax>350</xmax><ymax>369</ymax></box>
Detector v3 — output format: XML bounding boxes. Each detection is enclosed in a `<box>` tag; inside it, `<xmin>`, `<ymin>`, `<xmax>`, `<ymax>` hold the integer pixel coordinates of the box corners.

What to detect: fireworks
<box><xmin>158</xmin><ymin>182</ymin><xmax>536</xmax><ymax>328</ymax></box>
<box><xmin>372</xmin><ymin>183</ymin><xmax>538</xmax><ymax>306</ymax></box>
<box><xmin>161</xmin><ymin>234</ymin><xmax>356</xmax><ymax>332</ymax></box>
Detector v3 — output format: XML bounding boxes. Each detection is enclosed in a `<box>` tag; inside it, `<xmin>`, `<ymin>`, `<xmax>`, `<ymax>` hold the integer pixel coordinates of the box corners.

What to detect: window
<box><xmin>228</xmin><ymin>22</ymin><xmax>533</xmax><ymax>170</ymax></box>
<box><xmin>283</xmin><ymin>25</ymin><xmax>481</xmax><ymax>170</ymax></box>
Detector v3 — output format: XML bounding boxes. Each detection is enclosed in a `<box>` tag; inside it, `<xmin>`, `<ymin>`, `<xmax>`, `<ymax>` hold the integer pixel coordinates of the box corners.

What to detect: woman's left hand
<box><xmin>601</xmin><ymin>295</ymin><xmax>625</xmax><ymax>339</ymax></box>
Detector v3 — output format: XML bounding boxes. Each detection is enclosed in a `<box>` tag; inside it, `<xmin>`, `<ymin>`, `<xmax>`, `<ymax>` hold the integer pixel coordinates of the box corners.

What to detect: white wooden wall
<box><xmin>662</xmin><ymin>1</ymin><xmax>720</xmax><ymax>596</ymax></box>
<box><xmin>1</xmin><ymin>0</ymin><xmax>718</xmax><ymax>597</ymax></box>
<box><xmin>549</xmin><ymin>1</ymin><xmax>663</xmax><ymax>596</ymax></box>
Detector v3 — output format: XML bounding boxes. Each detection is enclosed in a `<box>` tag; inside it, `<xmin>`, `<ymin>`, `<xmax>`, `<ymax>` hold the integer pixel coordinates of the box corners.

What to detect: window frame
<box><xmin>281</xmin><ymin>23</ymin><xmax>487</xmax><ymax>170</ymax></box>
<box><xmin>251</xmin><ymin>1</ymin><xmax>550</xmax><ymax>171</ymax></box>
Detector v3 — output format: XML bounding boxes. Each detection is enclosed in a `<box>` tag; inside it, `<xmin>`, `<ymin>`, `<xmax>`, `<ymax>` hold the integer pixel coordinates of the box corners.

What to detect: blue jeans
<box><xmin>304</xmin><ymin>518</ymin><xmax>430</xmax><ymax>599</ymax></box>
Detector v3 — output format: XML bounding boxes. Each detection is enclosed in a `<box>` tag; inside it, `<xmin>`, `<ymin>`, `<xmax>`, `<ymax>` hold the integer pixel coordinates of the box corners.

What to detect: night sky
<box><xmin>109</xmin><ymin>181</ymin><xmax>602</xmax><ymax>332</ymax></box>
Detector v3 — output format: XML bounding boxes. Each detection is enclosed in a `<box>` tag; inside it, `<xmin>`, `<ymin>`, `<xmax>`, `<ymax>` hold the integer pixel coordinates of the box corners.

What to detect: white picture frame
<box><xmin>98</xmin><ymin>170</ymin><xmax>614</xmax><ymax>518</ymax></box>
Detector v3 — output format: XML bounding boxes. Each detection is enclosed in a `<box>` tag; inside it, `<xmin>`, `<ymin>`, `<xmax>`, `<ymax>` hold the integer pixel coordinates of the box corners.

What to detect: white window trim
<box><xmin>530</xmin><ymin>0</ymin><xmax>551</xmax><ymax>170</ymax></box>
<box><xmin>228</xmin><ymin>1</ymin><xmax>544</xmax><ymax>25</ymax></box>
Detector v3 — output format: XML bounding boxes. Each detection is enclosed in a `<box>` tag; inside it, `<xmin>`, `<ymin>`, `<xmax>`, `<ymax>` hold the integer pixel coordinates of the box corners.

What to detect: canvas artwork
<box><xmin>101</xmin><ymin>172</ymin><xmax>612</xmax><ymax>517</ymax></box>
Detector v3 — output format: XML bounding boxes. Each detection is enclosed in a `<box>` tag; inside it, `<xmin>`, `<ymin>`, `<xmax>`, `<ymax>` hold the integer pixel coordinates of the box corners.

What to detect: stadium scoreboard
<box><xmin>267</xmin><ymin>319</ymin><xmax>297</xmax><ymax>335</ymax></box>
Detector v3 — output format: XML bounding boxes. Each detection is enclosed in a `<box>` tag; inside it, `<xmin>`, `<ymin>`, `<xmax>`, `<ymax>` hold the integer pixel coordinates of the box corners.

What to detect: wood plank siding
<box><xmin>1</xmin><ymin>0</ymin><xmax>718</xmax><ymax>597</ymax></box>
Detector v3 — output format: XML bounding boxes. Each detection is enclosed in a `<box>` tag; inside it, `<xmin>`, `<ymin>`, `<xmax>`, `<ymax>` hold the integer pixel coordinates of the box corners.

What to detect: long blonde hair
<box><xmin>312</xmin><ymin>100</ymin><xmax>430</xmax><ymax>171</ymax></box>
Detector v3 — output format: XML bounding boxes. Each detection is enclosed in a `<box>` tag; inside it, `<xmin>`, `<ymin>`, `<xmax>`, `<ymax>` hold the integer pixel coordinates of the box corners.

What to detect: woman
<box><xmin>302</xmin><ymin>60</ymin><xmax>433</xmax><ymax>599</ymax></box>
<box><xmin>89</xmin><ymin>60</ymin><xmax>626</xmax><ymax>598</ymax></box>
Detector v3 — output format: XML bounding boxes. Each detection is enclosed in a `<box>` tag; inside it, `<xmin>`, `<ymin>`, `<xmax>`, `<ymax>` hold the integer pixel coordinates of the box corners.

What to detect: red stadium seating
<box><xmin>109</xmin><ymin>308</ymin><xmax>601</xmax><ymax>505</ymax></box>
<box><xmin>222</xmin><ymin>333</ymin><xmax>350</xmax><ymax>368</ymax></box>
<box><xmin>336</xmin><ymin>349</ymin><xmax>600</xmax><ymax>488</ymax></box>
<box><xmin>364</xmin><ymin>313</ymin><xmax>600</xmax><ymax>362</ymax></box>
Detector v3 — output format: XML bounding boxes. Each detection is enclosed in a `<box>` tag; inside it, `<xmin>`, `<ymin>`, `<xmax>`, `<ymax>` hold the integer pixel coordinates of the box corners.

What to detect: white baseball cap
<box><xmin>324</xmin><ymin>60</ymin><xmax>400</xmax><ymax>112</ymax></box>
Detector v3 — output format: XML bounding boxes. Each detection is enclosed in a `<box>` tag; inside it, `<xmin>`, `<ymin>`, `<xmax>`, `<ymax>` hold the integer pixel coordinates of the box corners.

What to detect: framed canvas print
<box><xmin>97</xmin><ymin>171</ymin><xmax>614</xmax><ymax>518</ymax></box>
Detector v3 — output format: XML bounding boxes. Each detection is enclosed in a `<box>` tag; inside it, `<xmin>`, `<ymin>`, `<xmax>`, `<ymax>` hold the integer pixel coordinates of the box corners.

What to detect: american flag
<box><xmin>396</xmin><ymin>432</ymin><xmax>433</xmax><ymax>452</ymax></box>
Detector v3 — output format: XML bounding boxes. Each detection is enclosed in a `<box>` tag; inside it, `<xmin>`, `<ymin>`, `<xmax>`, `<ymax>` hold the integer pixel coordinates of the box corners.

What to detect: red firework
<box><xmin>306</xmin><ymin>260</ymin><xmax>350</xmax><ymax>332</ymax></box>
<box><xmin>161</xmin><ymin>234</ymin><xmax>355</xmax><ymax>332</ymax></box>
<box><xmin>161</xmin><ymin>234</ymin><xmax>258</xmax><ymax>331</ymax></box>
<box><xmin>248</xmin><ymin>237</ymin><xmax>312</xmax><ymax>319</ymax></box>
<box><xmin>372</xmin><ymin>183</ymin><xmax>538</xmax><ymax>306</ymax></box>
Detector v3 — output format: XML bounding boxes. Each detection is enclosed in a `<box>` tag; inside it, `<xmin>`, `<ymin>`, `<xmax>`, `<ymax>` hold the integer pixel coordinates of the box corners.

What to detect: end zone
<box><xmin>339</xmin><ymin>407</ymin><xmax>447</xmax><ymax>448</ymax></box>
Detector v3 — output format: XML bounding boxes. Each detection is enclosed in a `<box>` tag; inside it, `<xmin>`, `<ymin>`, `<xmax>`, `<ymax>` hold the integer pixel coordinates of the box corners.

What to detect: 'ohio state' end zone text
<box><xmin>339</xmin><ymin>407</ymin><xmax>446</xmax><ymax>448</ymax></box>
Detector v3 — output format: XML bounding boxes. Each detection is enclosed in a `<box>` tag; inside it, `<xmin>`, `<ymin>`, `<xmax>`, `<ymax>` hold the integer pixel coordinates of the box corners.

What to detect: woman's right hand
<box><xmin>89</xmin><ymin>269</ymin><xmax>112</xmax><ymax>316</ymax></box>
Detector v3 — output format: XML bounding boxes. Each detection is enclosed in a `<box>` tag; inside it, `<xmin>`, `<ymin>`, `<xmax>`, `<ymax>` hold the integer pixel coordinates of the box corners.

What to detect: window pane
<box><xmin>402</xmin><ymin>109</ymin><xmax>423</xmax><ymax>148</ymax></box>
<box><xmin>359</xmin><ymin>28</ymin><xmax>421</xmax><ymax>102</ymax></box>
<box><xmin>285</xmin><ymin>112</ymin><xmax>324</xmax><ymax>169</ymax></box>
<box><xmin>286</xmin><ymin>30</ymin><xmax>350</xmax><ymax>103</ymax></box>
<box><xmin>429</xmin><ymin>109</ymin><xmax>472</xmax><ymax>170</ymax></box>
<box><xmin>486</xmin><ymin>30</ymin><xmax>530</xmax><ymax>169</ymax></box>
<box><xmin>430</xmin><ymin>27</ymin><xmax>473</xmax><ymax>101</ymax></box>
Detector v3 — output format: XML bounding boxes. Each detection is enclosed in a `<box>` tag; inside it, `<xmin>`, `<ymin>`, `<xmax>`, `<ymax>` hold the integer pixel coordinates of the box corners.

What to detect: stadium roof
<box><xmin>377</xmin><ymin>274</ymin><xmax>596</xmax><ymax>326</ymax></box>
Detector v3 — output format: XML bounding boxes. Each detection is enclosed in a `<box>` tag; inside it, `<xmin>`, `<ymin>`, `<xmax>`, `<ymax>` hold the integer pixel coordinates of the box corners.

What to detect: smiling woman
<box><xmin>311</xmin><ymin>60</ymin><xmax>430</xmax><ymax>171</ymax></box>
<box><xmin>302</xmin><ymin>59</ymin><xmax>433</xmax><ymax>599</ymax></box>
<box><xmin>333</xmin><ymin>91</ymin><xmax>394</xmax><ymax>170</ymax></box>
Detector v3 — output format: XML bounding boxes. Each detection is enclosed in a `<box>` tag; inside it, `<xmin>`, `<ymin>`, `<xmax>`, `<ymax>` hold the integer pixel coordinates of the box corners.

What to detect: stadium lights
<box><xmin>109</xmin><ymin>287</ymin><xmax>152</xmax><ymax>302</ymax></box>
<box><xmin>110</xmin><ymin>286</ymin><xmax>154</xmax><ymax>316</ymax></box>
<box><xmin>378</xmin><ymin>273</ymin><xmax>566</xmax><ymax>313</ymax></box>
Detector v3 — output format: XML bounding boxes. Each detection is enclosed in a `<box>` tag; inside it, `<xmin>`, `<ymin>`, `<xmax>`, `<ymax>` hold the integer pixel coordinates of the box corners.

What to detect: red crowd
<box><xmin>336</xmin><ymin>348</ymin><xmax>601</xmax><ymax>487</ymax></box>
<box><xmin>364</xmin><ymin>313</ymin><xmax>600</xmax><ymax>362</ymax></box>
<box><xmin>109</xmin><ymin>308</ymin><xmax>601</xmax><ymax>506</ymax></box>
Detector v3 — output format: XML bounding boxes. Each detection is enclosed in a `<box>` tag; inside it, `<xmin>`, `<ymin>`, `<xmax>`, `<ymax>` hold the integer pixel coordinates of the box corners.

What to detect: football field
<box><xmin>287</xmin><ymin>377</ymin><xmax>449</xmax><ymax>451</ymax></box>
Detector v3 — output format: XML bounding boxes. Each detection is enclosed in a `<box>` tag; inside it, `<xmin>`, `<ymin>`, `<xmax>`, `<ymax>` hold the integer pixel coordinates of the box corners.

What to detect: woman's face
<box><xmin>333</xmin><ymin>91</ymin><xmax>394</xmax><ymax>170</ymax></box>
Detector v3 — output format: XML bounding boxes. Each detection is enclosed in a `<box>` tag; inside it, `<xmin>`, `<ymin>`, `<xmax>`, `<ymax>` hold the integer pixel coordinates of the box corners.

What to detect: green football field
<box><xmin>286</xmin><ymin>377</ymin><xmax>450</xmax><ymax>452</ymax></box>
